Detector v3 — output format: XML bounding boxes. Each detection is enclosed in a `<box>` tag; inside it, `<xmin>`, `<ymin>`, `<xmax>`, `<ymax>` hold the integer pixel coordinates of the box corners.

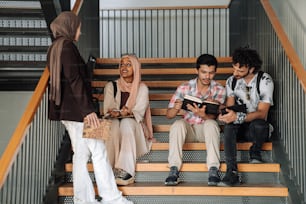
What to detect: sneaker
<box><xmin>249</xmin><ymin>150</ymin><xmax>263</xmax><ymax>164</ymax></box>
<box><xmin>220</xmin><ymin>169</ymin><xmax>240</xmax><ymax>186</ymax></box>
<box><xmin>249</xmin><ymin>158</ymin><xmax>263</xmax><ymax>164</ymax></box>
<box><xmin>102</xmin><ymin>196</ymin><xmax>134</xmax><ymax>204</ymax></box>
<box><xmin>113</xmin><ymin>168</ymin><xmax>119</xmax><ymax>178</ymax></box>
<box><xmin>164</xmin><ymin>166</ymin><xmax>180</xmax><ymax>186</ymax></box>
<box><xmin>208</xmin><ymin>166</ymin><xmax>221</xmax><ymax>186</ymax></box>
<box><xmin>115</xmin><ymin>168</ymin><xmax>135</xmax><ymax>186</ymax></box>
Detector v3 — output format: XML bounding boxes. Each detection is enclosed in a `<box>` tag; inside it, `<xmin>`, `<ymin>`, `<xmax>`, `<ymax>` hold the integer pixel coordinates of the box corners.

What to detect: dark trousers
<box><xmin>223</xmin><ymin>119</ymin><xmax>269</xmax><ymax>170</ymax></box>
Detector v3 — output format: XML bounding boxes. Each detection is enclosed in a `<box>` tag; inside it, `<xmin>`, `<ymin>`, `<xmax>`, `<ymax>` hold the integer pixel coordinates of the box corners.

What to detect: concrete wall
<box><xmin>0</xmin><ymin>92</ymin><xmax>32</xmax><ymax>156</ymax></box>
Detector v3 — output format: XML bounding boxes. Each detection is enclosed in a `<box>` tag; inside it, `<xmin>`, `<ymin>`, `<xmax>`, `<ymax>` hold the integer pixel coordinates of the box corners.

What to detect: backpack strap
<box><xmin>231</xmin><ymin>70</ymin><xmax>264</xmax><ymax>95</ymax></box>
<box><xmin>111</xmin><ymin>80</ymin><xmax>117</xmax><ymax>98</ymax></box>
<box><xmin>256</xmin><ymin>71</ymin><xmax>264</xmax><ymax>95</ymax></box>
<box><xmin>231</xmin><ymin>76</ymin><xmax>237</xmax><ymax>91</ymax></box>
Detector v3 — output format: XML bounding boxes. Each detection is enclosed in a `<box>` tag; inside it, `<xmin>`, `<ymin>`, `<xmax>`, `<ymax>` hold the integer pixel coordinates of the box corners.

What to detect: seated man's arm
<box><xmin>244</xmin><ymin>102</ymin><xmax>270</xmax><ymax>122</ymax></box>
<box><xmin>166</xmin><ymin>99</ymin><xmax>182</xmax><ymax>119</ymax></box>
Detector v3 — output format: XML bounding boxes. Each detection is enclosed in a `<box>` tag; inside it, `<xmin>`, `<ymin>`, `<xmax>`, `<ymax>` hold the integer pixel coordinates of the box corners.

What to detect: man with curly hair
<box><xmin>218</xmin><ymin>47</ymin><xmax>274</xmax><ymax>186</ymax></box>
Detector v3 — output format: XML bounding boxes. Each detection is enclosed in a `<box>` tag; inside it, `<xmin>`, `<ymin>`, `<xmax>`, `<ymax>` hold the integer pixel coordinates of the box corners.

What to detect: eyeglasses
<box><xmin>245</xmin><ymin>86</ymin><xmax>251</xmax><ymax>100</ymax></box>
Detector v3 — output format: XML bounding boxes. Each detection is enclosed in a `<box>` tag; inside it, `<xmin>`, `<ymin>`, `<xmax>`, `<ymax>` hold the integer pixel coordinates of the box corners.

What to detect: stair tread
<box><xmin>0</xmin><ymin>45</ymin><xmax>49</xmax><ymax>52</ymax></box>
<box><xmin>151</xmin><ymin>142</ymin><xmax>272</xmax><ymax>150</ymax></box>
<box><xmin>96</xmin><ymin>57</ymin><xmax>232</xmax><ymax>64</ymax></box>
<box><xmin>58</xmin><ymin>182</ymin><xmax>288</xmax><ymax>197</ymax></box>
<box><xmin>93</xmin><ymin>67</ymin><xmax>232</xmax><ymax>75</ymax></box>
<box><xmin>0</xmin><ymin>27</ymin><xmax>49</xmax><ymax>35</ymax></box>
<box><xmin>65</xmin><ymin>162</ymin><xmax>280</xmax><ymax>173</ymax></box>
<box><xmin>92</xmin><ymin>80</ymin><xmax>226</xmax><ymax>88</ymax></box>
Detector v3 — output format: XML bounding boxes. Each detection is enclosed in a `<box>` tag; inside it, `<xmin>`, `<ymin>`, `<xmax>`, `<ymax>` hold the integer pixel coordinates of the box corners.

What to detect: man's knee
<box><xmin>170</xmin><ymin>119</ymin><xmax>186</xmax><ymax>130</ymax></box>
<box><xmin>223</xmin><ymin>123</ymin><xmax>238</xmax><ymax>140</ymax></box>
<box><xmin>203</xmin><ymin>119</ymin><xmax>219</xmax><ymax>128</ymax></box>
<box><xmin>249</xmin><ymin>119</ymin><xmax>269</xmax><ymax>140</ymax></box>
<box><xmin>250</xmin><ymin>119</ymin><xmax>269</xmax><ymax>131</ymax></box>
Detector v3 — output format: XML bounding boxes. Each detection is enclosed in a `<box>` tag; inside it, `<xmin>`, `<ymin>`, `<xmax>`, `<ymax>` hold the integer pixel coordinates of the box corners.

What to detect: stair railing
<box><xmin>0</xmin><ymin>68</ymin><xmax>66</xmax><ymax>204</ymax></box>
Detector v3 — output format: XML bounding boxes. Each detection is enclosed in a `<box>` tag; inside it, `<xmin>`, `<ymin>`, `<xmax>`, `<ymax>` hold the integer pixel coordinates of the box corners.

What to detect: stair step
<box><xmin>58</xmin><ymin>182</ymin><xmax>288</xmax><ymax>197</ymax></box>
<box><xmin>65</xmin><ymin>163</ymin><xmax>280</xmax><ymax>173</ymax></box>
<box><xmin>0</xmin><ymin>27</ymin><xmax>49</xmax><ymax>35</ymax></box>
<box><xmin>0</xmin><ymin>60</ymin><xmax>46</xmax><ymax>68</ymax></box>
<box><xmin>0</xmin><ymin>45</ymin><xmax>49</xmax><ymax>52</ymax></box>
<box><xmin>92</xmin><ymin>80</ymin><xmax>226</xmax><ymax>88</ymax></box>
<box><xmin>93</xmin><ymin>67</ymin><xmax>232</xmax><ymax>75</ymax></box>
<box><xmin>151</xmin><ymin>142</ymin><xmax>272</xmax><ymax>151</ymax></box>
<box><xmin>96</xmin><ymin>57</ymin><xmax>232</xmax><ymax>64</ymax></box>
<box><xmin>0</xmin><ymin>8</ymin><xmax>44</xmax><ymax>17</ymax></box>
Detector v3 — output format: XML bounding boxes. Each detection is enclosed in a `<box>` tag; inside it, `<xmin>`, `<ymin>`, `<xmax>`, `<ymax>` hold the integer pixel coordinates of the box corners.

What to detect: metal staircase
<box><xmin>0</xmin><ymin>0</ymin><xmax>51</xmax><ymax>90</ymax></box>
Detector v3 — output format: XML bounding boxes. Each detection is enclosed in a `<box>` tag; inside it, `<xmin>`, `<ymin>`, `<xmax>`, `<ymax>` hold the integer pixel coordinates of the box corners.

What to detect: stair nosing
<box><xmin>65</xmin><ymin>162</ymin><xmax>280</xmax><ymax>173</ymax></box>
<box><xmin>58</xmin><ymin>182</ymin><xmax>288</xmax><ymax>197</ymax></box>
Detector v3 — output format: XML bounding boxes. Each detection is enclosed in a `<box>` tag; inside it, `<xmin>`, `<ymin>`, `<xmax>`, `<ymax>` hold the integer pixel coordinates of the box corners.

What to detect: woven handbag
<box><xmin>83</xmin><ymin>118</ymin><xmax>112</xmax><ymax>141</ymax></box>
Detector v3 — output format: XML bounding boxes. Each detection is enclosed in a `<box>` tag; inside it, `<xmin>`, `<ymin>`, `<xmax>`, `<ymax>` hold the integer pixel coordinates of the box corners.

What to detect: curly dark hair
<box><xmin>196</xmin><ymin>54</ymin><xmax>218</xmax><ymax>70</ymax></box>
<box><xmin>232</xmin><ymin>47</ymin><xmax>262</xmax><ymax>73</ymax></box>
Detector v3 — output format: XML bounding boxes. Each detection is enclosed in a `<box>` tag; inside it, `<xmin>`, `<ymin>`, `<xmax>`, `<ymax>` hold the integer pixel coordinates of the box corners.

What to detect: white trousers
<box><xmin>168</xmin><ymin>119</ymin><xmax>220</xmax><ymax>170</ymax></box>
<box><xmin>61</xmin><ymin>120</ymin><xmax>123</xmax><ymax>204</ymax></box>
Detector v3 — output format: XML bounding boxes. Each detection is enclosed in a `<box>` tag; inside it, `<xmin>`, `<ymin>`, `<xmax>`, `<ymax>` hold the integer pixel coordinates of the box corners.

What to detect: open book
<box><xmin>181</xmin><ymin>95</ymin><xmax>220</xmax><ymax>115</ymax></box>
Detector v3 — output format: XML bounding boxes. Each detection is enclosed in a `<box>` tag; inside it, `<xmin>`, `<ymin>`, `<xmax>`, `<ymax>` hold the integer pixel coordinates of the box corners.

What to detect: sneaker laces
<box><xmin>116</xmin><ymin>168</ymin><xmax>129</xmax><ymax>179</ymax></box>
<box><xmin>209</xmin><ymin>167</ymin><xmax>220</xmax><ymax>178</ymax></box>
<box><xmin>169</xmin><ymin>166</ymin><xmax>179</xmax><ymax>177</ymax></box>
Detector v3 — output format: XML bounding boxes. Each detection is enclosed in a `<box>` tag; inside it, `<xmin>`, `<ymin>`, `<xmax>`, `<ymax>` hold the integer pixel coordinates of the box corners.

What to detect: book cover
<box><xmin>82</xmin><ymin>118</ymin><xmax>112</xmax><ymax>141</ymax></box>
<box><xmin>181</xmin><ymin>95</ymin><xmax>220</xmax><ymax>115</ymax></box>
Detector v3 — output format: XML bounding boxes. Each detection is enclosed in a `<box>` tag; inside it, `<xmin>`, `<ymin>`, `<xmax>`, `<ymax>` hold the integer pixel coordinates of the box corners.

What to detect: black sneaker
<box><xmin>115</xmin><ymin>168</ymin><xmax>135</xmax><ymax>186</ymax></box>
<box><xmin>208</xmin><ymin>166</ymin><xmax>221</xmax><ymax>186</ymax></box>
<box><xmin>249</xmin><ymin>150</ymin><xmax>263</xmax><ymax>164</ymax></box>
<box><xmin>164</xmin><ymin>166</ymin><xmax>180</xmax><ymax>186</ymax></box>
<box><xmin>220</xmin><ymin>169</ymin><xmax>240</xmax><ymax>186</ymax></box>
<box><xmin>249</xmin><ymin>158</ymin><xmax>263</xmax><ymax>164</ymax></box>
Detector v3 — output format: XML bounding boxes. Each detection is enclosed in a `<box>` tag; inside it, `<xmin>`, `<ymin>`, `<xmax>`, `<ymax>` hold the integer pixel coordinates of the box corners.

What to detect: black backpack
<box><xmin>231</xmin><ymin>70</ymin><xmax>264</xmax><ymax>95</ymax></box>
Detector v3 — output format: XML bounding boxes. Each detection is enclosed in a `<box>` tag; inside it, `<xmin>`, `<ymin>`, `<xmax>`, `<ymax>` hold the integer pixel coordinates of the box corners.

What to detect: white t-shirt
<box><xmin>226</xmin><ymin>72</ymin><xmax>274</xmax><ymax>113</ymax></box>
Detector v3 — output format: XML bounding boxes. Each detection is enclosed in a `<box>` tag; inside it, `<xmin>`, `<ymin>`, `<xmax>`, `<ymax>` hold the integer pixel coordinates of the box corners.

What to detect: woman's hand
<box><xmin>108</xmin><ymin>108</ymin><xmax>121</xmax><ymax>118</ymax></box>
<box><xmin>107</xmin><ymin>106</ymin><xmax>132</xmax><ymax>118</ymax></box>
<box><xmin>85</xmin><ymin>112</ymin><xmax>100</xmax><ymax>128</ymax></box>
<box><xmin>120</xmin><ymin>106</ymin><xmax>129</xmax><ymax>116</ymax></box>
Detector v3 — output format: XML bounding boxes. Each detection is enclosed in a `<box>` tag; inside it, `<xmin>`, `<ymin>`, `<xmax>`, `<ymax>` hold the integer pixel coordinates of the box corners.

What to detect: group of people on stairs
<box><xmin>47</xmin><ymin>11</ymin><xmax>274</xmax><ymax>204</ymax></box>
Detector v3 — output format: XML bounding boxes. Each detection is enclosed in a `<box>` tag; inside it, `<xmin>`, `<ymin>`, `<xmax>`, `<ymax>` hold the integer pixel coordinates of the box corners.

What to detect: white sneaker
<box><xmin>119</xmin><ymin>197</ymin><xmax>134</xmax><ymax>204</ymax></box>
<box><xmin>102</xmin><ymin>196</ymin><xmax>134</xmax><ymax>204</ymax></box>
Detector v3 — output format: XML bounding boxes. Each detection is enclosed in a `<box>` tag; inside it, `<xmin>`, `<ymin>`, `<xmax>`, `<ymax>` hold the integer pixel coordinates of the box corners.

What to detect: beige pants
<box><xmin>105</xmin><ymin>118</ymin><xmax>149</xmax><ymax>177</ymax></box>
<box><xmin>168</xmin><ymin>119</ymin><xmax>220</xmax><ymax>170</ymax></box>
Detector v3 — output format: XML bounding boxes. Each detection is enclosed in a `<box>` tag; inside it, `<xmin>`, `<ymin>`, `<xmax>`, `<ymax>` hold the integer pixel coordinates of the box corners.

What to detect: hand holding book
<box><xmin>103</xmin><ymin>107</ymin><xmax>134</xmax><ymax>119</ymax></box>
<box><xmin>181</xmin><ymin>95</ymin><xmax>220</xmax><ymax>115</ymax></box>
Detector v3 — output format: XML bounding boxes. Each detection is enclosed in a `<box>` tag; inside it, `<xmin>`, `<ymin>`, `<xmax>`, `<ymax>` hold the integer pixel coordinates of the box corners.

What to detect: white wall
<box><xmin>270</xmin><ymin>0</ymin><xmax>306</xmax><ymax>30</ymax></box>
<box><xmin>270</xmin><ymin>0</ymin><xmax>306</xmax><ymax>68</ymax></box>
<box><xmin>70</xmin><ymin>0</ymin><xmax>76</xmax><ymax>9</ymax></box>
<box><xmin>0</xmin><ymin>92</ymin><xmax>32</xmax><ymax>156</ymax></box>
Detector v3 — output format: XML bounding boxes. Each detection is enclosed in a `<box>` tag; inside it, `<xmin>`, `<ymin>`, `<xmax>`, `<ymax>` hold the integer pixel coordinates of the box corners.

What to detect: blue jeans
<box><xmin>223</xmin><ymin>119</ymin><xmax>269</xmax><ymax>170</ymax></box>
